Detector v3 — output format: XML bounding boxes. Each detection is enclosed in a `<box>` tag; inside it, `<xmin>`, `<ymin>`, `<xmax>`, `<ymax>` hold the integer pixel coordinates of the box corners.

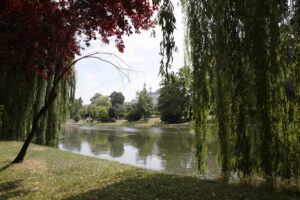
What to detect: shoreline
<box><xmin>0</xmin><ymin>142</ymin><xmax>298</xmax><ymax>199</ymax></box>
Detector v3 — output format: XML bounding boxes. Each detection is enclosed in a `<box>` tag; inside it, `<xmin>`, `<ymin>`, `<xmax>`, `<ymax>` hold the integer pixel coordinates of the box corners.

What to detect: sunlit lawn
<box><xmin>0</xmin><ymin>141</ymin><xmax>298</xmax><ymax>199</ymax></box>
<box><xmin>69</xmin><ymin>117</ymin><xmax>193</xmax><ymax>128</ymax></box>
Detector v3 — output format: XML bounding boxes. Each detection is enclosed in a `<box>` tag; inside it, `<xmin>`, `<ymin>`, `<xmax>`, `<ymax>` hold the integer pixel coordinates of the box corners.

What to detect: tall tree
<box><xmin>158</xmin><ymin>69</ymin><xmax>191</xmax><ymax>123</ymax></box>
<box><xmin>109</xmin><ymin>92</ymin><xmax>125</xmax><ymax>106</ymax></box>
<box><xmin>180</xmin><ymin>0</ymin><xmax>299</xmax><ymax>183</ymax></box>
<box><xmin>0</xmin><ymin>70</ymin><xmax>75</xmax><ymax>145</ymax></box>
<box><xmin>70</xmin><ymin>97</ymin><xmax>83</xmax><ymax>119</ymax></box>
<box><xmin>156</xmin><ymin>0</ymin><xmax>299</xmax><ymax>184</ymax></box>
<box><xmin>0</xmin><ymin>0</ymin><xmax>157</xmax><ymax>163</ymax></box>
<box><xmin>90</xmin><ymin>93</ymin><xmax>102</xmax><ymax>104</ymax></box>
<box><xmin>136</xmin><ymin>84</ymin><xmax>154</xmax><ymax>120</ymax></box>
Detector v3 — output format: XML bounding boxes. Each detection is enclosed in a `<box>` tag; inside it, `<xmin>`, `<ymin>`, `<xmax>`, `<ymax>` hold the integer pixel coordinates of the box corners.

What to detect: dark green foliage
<box><xmin>157</xmin><ymin>0</ymin><xmax>177</xmax><ymax>79</ymax></box>
<box><xmin>0</xmin><ymin>69</ymin><xmax>76</xmax><ymax>146</ymax></box>
<box><xmin>74</xmin><ymin>114</ymin><xmax>81</xmax><ymax>122</ymax></box>
<box><xmin>108</xmin><ymin>107</ymin><xmax>117</xmax><ymax>119</ymax></box>
<box><xmin>115</xmin><ymin>104</ymin><xmax>127</xmax><ymax>118</ymax></box>
<box><xmin>109</xmin><ymin>91</ymin><xmax>125</xmax><ymax>106</ymax></box>
<box><xmin>70</xmin><ymin>98</ymin><xmax>83</xmax><ymax>119</ymax></box>
<box><xmin>124</xmin><ymin>84</ymin><xmax>153</xmax><ymax>122</ymax></box>
<box><xmin>136</xmin><ymin>84</ymin><xmax>154</xmax><ymax>120</ymax></box>
<box><xmin>178</xmin><ymin>0</ymin><xmax>300</xmax><ymax>184</ymax></box>
<box><xmin>126</xmin><ymin>109</ymin><xmax>142</xmax><ymax>122</ymax></box>
<box><xmin>0</xmin><ymin>105</ymin><xmax>3</xmax><ymax>126</ymax></box>
<box><xmin>183</xmin><ymin>0</ymin><xmax>211</xmax><ymax>173</ymax></box>
<box><xmin>158</xmin><ymin>69</ymin><xmax>191</xmax><ymax>123</ymax></box>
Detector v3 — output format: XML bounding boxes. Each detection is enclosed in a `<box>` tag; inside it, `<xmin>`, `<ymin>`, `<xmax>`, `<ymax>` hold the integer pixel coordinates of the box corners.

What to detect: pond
<box><xmin>59</xmin><ymin>125</ymin><xmax>220</xmax><ymax>177</ymax></box>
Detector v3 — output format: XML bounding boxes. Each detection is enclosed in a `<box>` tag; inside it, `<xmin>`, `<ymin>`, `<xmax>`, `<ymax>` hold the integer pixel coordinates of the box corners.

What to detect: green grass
<box><xmin>69</xmin><ymin>117</ymin><xmax>193</xmax><ymax>128</ymax></box>
<box><xmin>0</xmin><ymin>141</ymin><xmax>298</xmax><ymax>200</ymax></box>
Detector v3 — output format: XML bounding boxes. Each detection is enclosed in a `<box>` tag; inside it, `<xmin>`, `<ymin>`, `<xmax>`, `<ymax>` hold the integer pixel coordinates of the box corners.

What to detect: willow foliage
<box><xmin>0</xmin><ymin>69</ymin><xmax>75</xmax><ymax>147</ymax></box>
<box><xmin>179</xmin><ymin>0</ymin><xmax>299</xmax><ymax>183</ymax></box>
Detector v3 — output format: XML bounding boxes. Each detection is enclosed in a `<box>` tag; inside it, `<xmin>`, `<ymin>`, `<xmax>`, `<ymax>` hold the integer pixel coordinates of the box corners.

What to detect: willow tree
<box><xmin>0</xmin><ymin>70</ymin><xmax>75</xmax><ymax>146</ymax></box>
<box><xmin>158</xmin><ymin>0</ymin><xmax>299</xmax><ymax>184</ymax></box>
<box><xmin>182</xmin><ymin>0</ymin><xmax>299</xmax><ymax>183</ymax></box>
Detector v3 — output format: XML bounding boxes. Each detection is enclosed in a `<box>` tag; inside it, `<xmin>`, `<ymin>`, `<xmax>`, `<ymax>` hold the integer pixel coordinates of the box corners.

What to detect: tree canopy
<box><xmin>174</xmin><ymin>0</ymin><xmax>299</xmax><ymax>184</ymax></box>
<box><xmin>155</xmin><ymin>0</ymin><xmax>299</xmax><ymax>185</ymax></box>
<box><xmin>0</xmin><ymin>0</ymin><xmax>157</xmax><ymax>163</ymax></box>
<box><xmin>0</xmin><ymin>0</ymin><xmax>157</xmax><ymax>79</ymax></box>
<box><xmin>158</xmin><ymin>68</ymin><xmax>191</xmax><ymax>123</ymax></box>
<box><xmin>90</xmin><ymin>93</ymin><xmax>112</xmax><ymax>107</ymax></box>
<box><xmin>136</xmin><ymin>84</ymin><xmax>154</xmax><ymax>120</ymax></box>
<box><xmin>109</xmin><ymin>92</ymin><xmax>125</xmax><ymax>106</ymax></box>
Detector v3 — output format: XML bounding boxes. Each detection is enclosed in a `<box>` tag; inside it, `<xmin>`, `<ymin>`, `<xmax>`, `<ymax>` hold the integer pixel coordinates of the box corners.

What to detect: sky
<box><xmin>75</xmin><ymin>1</ymin><xmax>185</xmax><ymax>105</ymax></box>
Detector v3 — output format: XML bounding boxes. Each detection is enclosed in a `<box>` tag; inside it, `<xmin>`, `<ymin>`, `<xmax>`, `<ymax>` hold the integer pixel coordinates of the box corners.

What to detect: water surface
<box><xmin>59</xmin><ymin>125</ymin><xmax>220</xmax><ymax>177</ymax></box>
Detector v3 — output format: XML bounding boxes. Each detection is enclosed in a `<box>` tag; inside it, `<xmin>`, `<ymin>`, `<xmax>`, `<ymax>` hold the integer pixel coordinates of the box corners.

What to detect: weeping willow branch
<box><xmin>181</xmin><ymin>0</ymin><xmax>299</xmax><ymax>184</ymax></box>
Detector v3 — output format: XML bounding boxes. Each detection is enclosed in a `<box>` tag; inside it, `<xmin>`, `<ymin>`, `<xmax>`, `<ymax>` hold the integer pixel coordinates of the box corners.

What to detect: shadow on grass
<box><xmin>0</xmin><ymin>180</ymin><xmax>29</xmax><ymax>199</ymax></box>
<box><xmin>64</xmin><ymin>169</ymin><xmax>299</xmax><ymax>200</ymax></box>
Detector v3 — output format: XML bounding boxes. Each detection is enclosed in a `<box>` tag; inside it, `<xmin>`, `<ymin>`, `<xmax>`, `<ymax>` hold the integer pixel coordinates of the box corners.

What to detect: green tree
<box><xmin>125</xmin><ymin>107</ymin><xmax>142</xmax><ymax>121</ymax></box>
<box><xmin>158</xmin><ymin>69</ymin><xmax>191</xmax><ymax>123</ymax></box>
<box><xmin>109</xmin><ymin>92</ymin><xmax>125</xmax><ymax>106</ymax></box>
<box><xmin>79</xmin><ymin>106</ymin><xmax>88</xmax><ymax>119</ymax></box>
<box><xmin>87</xmin><ymin>104</ymin><xmax>98</xmax><ymax>119</ymax></box>
<box><xmin>70</xmin><ymin>97</ymin><xmax>83</xmax><ymax>119</ymax></box>
<box><xmin>97</xmin><ymin>107</ymin><xmax>110</xmax><ymax>122</ymax></box>
<box><xmin>115</xmin><ymin>104</ymin><xmax>127</xmax><ymax>118</ymax></box>
<box><xmin>136</xmin><ymin>84</ymin><xmax>153</xmax><ymax>120</ymax></box>
<box><xmin>0</xmin><ymin>70</ymin><xmax>75</xmax><ymax>146</ymax></box>
<box><xmin>108</xmin><ymin>107</ymin><xmax>117</xmax><ymax>119</ymax></box>
<box><xmin>74</xmin><ymin>114</ymin><xmax>81</xmax><ymax>122</ymax></box>
<box><xmin>163</xmin><ymin>0</ymin><xmax>300</xmax><ymax>184</ymax></box>
<box><xmin>90</xmin><ymin>93</ymin><xmax>112</xmax><ymax>107</ymax></box>
<box><xmin>90</xmin><ymin>93</ymin><xmax>102</xmax><ymax>104</ymax></box>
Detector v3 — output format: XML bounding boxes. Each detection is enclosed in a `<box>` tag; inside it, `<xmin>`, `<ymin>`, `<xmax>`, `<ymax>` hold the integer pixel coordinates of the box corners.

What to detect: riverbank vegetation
<box><xmin>0</xmin><ymin>72</ymin><xmax>76</xmax><ymax>146</ymax></box>
<box><xmin>0</xmin><ymin>142</ymin><xmax>298</xmax><ymax>200</ymax></box>
<box><xmin>174</xmin><ymin>0</ymin><xmax>300</xmax><ymax>184</ymax></box>
<box><xmin>72</xmin><ymin>78</ymin><xmax>193</xmax><ymax>124</ymax></box>
<box><xmin>67</xmin><ymin>117</ymin><xmax>194</xmax><ymax>128</ymax></box>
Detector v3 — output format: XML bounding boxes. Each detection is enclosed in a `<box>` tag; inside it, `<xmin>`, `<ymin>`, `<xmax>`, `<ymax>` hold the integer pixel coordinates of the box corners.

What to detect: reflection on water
<box><xmin>59</xmin><ymin>125</ymin><xmax>220</xmax><ymax>177</ymax></box>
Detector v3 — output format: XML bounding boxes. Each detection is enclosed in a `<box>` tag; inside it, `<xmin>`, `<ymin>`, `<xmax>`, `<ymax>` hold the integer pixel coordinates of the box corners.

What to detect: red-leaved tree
<box><xmin>0</xmin><ymin>0</ymin><xmax>157</xmax><ymax>163</ymax></box>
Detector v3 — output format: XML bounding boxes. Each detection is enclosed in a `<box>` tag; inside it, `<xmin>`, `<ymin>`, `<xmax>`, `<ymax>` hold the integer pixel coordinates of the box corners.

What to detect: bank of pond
<box><xmin>0</xmin><ymin>141</ymin><xmax>298</xmax><ymax>200</ymax></box>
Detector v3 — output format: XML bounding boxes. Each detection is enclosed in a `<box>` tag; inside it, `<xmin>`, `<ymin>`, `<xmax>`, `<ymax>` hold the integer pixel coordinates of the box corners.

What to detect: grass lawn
<box><xmin>68</xmin><ymin>117</ymin><xmax>193</xmax><ymax>128</ymax></box>
<box><xmin>0</xmin><ymin>141</ymin><xmax>298</xmax><ymax>200</ymax></box>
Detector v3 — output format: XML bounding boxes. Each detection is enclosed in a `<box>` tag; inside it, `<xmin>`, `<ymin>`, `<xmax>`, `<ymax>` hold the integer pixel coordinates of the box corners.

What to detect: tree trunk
<box><xmin>12</xmin><ymin>90</ymin><xmax>57</xmax><ymax>163</ymax></box>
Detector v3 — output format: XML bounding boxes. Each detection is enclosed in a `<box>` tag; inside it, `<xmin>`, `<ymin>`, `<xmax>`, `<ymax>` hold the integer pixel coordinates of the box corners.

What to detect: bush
<box><xmin>98</xmin><ymin>109</ymin><xmax>110</xmax><ymax>122</ymax></box>
<box><xmin>125</xmin><ymin>109</ymin><xmax>142</xmax><ymax>122</ymax></box>
<box><xmin>74</xmin><ymin>114</ymin><xmax>81</xmax><ymax>122</ymax></box>
<box><xmin>108</xmin><ymin>107</ymin><xmax>117</xmax><ymax>118</ymax></box>
<box><xmin>118</xmin><ymin>112</ymin><xmax>125</xmax><ymax>118</ymax></box>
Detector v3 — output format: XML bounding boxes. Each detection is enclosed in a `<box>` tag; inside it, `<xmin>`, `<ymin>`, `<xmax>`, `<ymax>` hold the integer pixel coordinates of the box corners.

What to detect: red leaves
<box><xmin>0</xmin><ymin>0</ymin><xmax>157</xmax><ymax>80</ymax></box>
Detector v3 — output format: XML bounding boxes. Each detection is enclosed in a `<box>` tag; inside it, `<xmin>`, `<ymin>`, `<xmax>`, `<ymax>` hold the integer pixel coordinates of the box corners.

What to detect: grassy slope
<box><xmin>0</xmin><ymin>142</ymin><xmax>298</xmax><ymax>200</ymax></box>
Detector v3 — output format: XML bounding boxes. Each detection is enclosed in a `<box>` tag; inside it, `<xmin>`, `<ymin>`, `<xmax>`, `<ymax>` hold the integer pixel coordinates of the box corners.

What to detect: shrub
<box><xmin>119</xmin><ymin>112</ymin><xmax>125</xmax><ymax>118</ymax></box>
<box><xmin>98</xmin><ymin>108</ymin><xmax>110</xmax><ymax>122</ymax></box>
<box><xmin>74</xmin><ymin>114</ymin><xmax>81</xmax><ymax>122</ymax></box>
<box><xmin>108</xmin><ymin>107</ymin><xmax>117</xmax><ymax>118</ymax></box>
<box><xmin>125</xmin><ymin>109</ymin><xmax>142</xmax><ymax>121</ymax></box>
